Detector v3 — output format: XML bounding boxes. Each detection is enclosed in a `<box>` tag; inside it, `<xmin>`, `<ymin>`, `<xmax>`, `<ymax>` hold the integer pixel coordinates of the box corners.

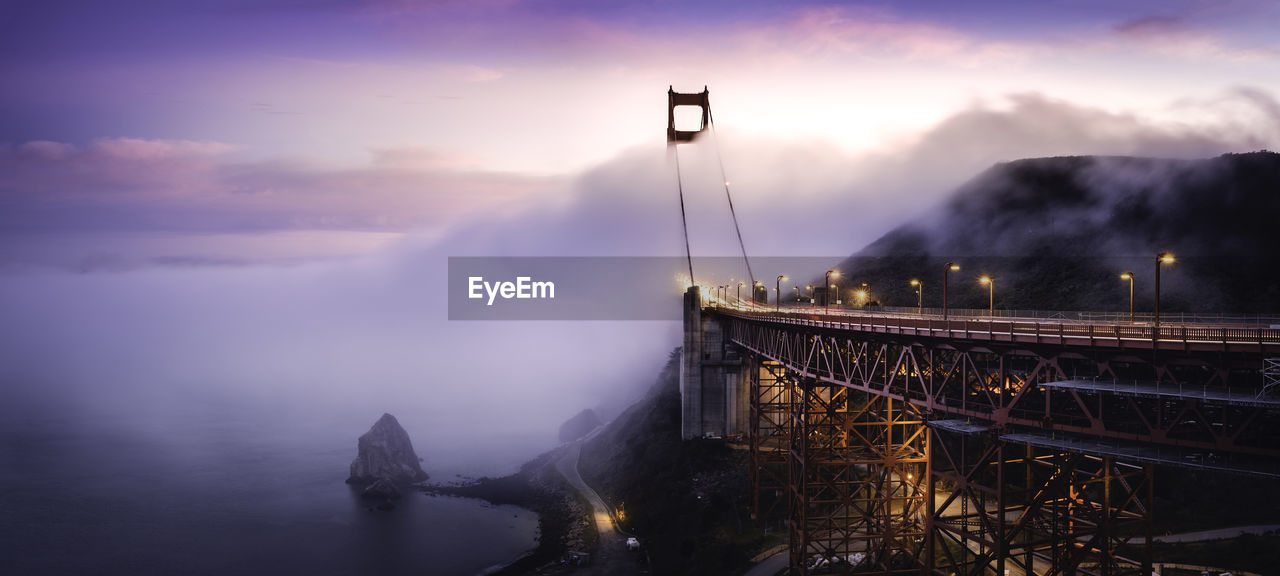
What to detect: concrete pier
<box><xmin>680</xmin><ymin>286</ymin><xmax>749</xmax><ymax>439</ymax></box>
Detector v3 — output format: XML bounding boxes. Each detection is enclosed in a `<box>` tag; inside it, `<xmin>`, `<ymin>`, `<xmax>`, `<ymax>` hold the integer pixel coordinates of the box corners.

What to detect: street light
<box><xmin>860</xmin><ymin>282</ymin><xmax>871</xmax><ymax>306</ymax></box>
<box><xmin>737</xmin><ymin>281</ymin><xmax>744</xmax><ymax>307</ymax></box>
<box><xmin>753</xmin><ymin>280</ymin><xmax>763</xmax><ymax>306</ymax></box>
<box><xmin>1119</xmin><ymin>272</ymin><xmax>1135</xmax><ymax>323</ymax></box>
<box><xmin>776</xmin><ymin>275</ymin><xmax>788</xmax><ymax>312</ymax></box>
<box><xmin>943</xmin><ymin>263</ymin><xmax>960</xmax><ymax>320</ymax></box>
<box><xmin>909</xmin><ymin>279</ymin><xmax>922</xmax><ymax>313</ymax></box>
<box><xmin>824</xmin><ymin>270</ymin><xmax>839</xmax><ymax>313</ymax></box>
<box><xmin>1155</xmin><ymin>253</ymin><xmax>1175</xmax><ymax>331</ymax></box>
<box><xmin>806</xmin><ymin>285</ymin><xmax>814</xmax><ymax>305</ymax></box>
<box><xmin>979</xmin><ymin>276</ymin><xmax>994</xmax><ymax>317</ymax></box>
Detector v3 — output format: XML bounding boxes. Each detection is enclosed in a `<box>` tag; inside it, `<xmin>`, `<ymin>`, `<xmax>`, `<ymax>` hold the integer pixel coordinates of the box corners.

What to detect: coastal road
<box><xmin>556</xmin><ymin>442</ymin><xmax>641</xmax><ymax>576</ymax></box>
<box><xmin>743</xmin><ymin>550</ymin><xmax>787</xmax><ymax>576</ymax></box>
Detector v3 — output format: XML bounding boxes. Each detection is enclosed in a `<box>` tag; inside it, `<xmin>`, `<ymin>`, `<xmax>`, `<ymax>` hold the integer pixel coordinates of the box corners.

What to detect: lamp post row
<box><xmin>733</xmin><ymin>253</ymin><xmax>1173</xmax><ymax>323</ymax></box>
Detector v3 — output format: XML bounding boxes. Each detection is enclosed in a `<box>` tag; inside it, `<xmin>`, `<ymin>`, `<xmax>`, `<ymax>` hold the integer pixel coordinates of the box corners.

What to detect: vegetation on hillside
<box><xmin>578</xmin><ymin>350</ymin><xmax>779</xmax><ymax>576</ymax></box>
<box><xmin>828</xmin><ymin>152</ymin><xmax>1280</xmax><ymax>313</ymax></box>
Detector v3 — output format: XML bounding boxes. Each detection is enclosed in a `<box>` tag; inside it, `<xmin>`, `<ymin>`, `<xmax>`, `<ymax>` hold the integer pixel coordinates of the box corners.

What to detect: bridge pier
<box><xmin>681</xmin><ymin>286</ymin><xmax>750</xmax><ymax>439</ymax></box>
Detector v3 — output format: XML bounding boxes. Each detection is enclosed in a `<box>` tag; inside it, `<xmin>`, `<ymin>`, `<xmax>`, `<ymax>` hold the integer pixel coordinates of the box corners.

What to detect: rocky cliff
<box><xmin>347</xmin><ymin>413</ymin><xmax>429</xmax><ymax>486</ymax></box>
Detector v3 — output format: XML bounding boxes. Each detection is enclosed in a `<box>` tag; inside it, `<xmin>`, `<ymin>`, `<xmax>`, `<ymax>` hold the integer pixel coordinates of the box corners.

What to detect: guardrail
<box><xmin>714</xmin><ymin>307</ymin><xmax>1280</xmax><ymax>350</ymax></box>
<box><xmin>709</xmin><ymin>300</ymin><xmax>1280</xmax><ymax>327</ymax></box>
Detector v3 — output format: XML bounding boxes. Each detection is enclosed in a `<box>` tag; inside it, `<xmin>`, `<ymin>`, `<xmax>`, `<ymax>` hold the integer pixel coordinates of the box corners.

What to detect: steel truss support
<box><xmin>751</xmin><ymin>356</ymin><xmax>791</xmax><ymax>527</ymax></box>
<box><xmin>927</xmin><ymin>428</ymin><xmax>1153</xmax><ymax>576</ymax></box>
<box><xmin>786</xmin><ymin>377</ymin><xmax>929</xmax><ymax>575</ymax></box>
<box><xmin>724</xmin><ymin>315</ymin><xmax>1280</xmax><ymax>458</ymax></box>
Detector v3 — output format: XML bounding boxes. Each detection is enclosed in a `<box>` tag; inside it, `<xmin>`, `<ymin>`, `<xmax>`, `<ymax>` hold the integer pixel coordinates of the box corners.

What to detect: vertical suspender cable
<box><xmin>707</xmin><ymin>108</ymin><xmax>755</xmax><ymax>287</ymax></box>
<box><xmin>673</xmin><ymin>144</ymin><xmax>696</xmax><ymax>286</ymax></box>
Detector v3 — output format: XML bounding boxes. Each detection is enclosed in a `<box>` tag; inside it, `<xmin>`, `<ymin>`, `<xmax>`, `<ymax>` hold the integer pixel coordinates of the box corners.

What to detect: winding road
<box><xmin>555</xmin><ymin>441</ymin><xmax>641</xmax><ymax>576</ymax></box>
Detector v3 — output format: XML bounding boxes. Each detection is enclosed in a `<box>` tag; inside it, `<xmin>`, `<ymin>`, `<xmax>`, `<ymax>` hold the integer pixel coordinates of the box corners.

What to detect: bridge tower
<box><xmin>681</xmin><ymin>286</ymin><xmax>750</xmax><ymax>439</ymax></box>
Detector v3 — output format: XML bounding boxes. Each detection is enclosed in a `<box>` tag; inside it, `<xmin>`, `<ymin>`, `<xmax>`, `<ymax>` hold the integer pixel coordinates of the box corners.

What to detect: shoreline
<box><xmin>423</xmin><ymin>446</ymin><xmax>593</xmax><ymax>576</ymax></box>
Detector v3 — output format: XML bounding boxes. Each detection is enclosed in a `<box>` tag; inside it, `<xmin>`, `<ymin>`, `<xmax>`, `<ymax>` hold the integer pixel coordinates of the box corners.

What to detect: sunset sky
<box><xmin>4</xmin><ymin>0</ymin><xmax>1280</xmax><ymax>267</ymax></box>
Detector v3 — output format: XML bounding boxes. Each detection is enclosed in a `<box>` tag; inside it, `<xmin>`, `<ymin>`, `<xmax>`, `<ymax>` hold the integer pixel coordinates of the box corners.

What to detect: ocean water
<box><xmin>0</xmin><ymin>399</ymin><xmax>544</xmax><ymax>576</ymax></box>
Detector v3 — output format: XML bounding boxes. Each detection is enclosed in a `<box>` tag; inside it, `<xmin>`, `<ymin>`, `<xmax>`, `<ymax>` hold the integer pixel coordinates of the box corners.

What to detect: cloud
<box><xmin>1108</xmin><ymin>10</ymin><xmax>1278</xmax><ymax>60</ymax></box>
<box><xmin>3</xmin><ymin>88</ymin><xmax>1278</xmax><ymax>270</ymax></box>
<box><xmin>0</xmin><ymin>138</ymin><xmax>562</xmax><ymax>235</ymax></box>
<box><xmin>1115</xmin><ymin>15</ymin><xmax>1187</xmax><ymax>38</ymax></box>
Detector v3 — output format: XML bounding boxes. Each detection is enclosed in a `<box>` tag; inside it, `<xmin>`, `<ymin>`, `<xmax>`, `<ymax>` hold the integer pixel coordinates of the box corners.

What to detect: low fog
<box><xmin>2</xmin><ymin>89</ymin><xmax>1279</xmax><ymax>474</ymax></box>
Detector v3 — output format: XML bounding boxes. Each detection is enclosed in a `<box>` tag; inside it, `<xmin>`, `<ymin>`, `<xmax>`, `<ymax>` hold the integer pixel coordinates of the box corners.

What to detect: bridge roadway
<box><xmin>707</xmin><ymin>301</ymin><xmax>1280</xmax><ymax>354</ymax></box>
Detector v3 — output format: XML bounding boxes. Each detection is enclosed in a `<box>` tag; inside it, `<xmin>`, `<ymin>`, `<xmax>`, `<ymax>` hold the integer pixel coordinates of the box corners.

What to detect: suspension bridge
<box><xmin>665</xmin><ymin>86</ymin><xmax>1280</xmax><ymax>576</ymax></box>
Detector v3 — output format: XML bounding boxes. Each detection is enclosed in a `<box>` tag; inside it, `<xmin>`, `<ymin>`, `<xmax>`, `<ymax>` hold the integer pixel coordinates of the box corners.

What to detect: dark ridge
<box><xmin>831</xmin><ymin>151</ymin><xmax>1280</xmax><ymax>313</ymax></box>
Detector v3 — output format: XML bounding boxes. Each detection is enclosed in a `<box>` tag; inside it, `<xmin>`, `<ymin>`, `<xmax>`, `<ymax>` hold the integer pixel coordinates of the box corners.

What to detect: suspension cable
<box><xmin>672</xmin><ymin>144</ymin><xmax>696</xmax><ymax>286</ymax></box>
<box><xmin>707</xmin><ymin>108</ymin><xmax>756</xmax><ymax>287</ymax></box>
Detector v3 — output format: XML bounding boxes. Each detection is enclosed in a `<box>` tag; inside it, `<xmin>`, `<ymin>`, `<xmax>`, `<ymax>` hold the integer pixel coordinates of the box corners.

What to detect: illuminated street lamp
<box><xmin>793</xmin><ymin>285</ymin><xmax>800</xmax><ymax>303</ymax></box>
<box><xmin>909</xmin><ymin>279</ymin><xmax>922</xmax><ymax>313</ymax></box>
<box><xmin>1119</xmin><ymin>272</ymin><xmax>1135</xmax><ymax>323</ymax></box>
<box><xmin>806</xmin><ymin>285</ymin><xmax>814</xmax><ymax>305</ymax></box>
<box><xmin>824</xmin><ymin>270</ymin><xmax>839</xmax><ymax>313</ymax></box>
<box><xmin>753</xmin><ymin>280</ymin><xmax>763</xmax><ymax>306</ymax></box>
<box><xmin>942</xmin><ymin>263</ymin><xmax>960</xmax><ymax>320</ymax></box>
<box><xmin>979</xmin><ymin>276</ymin><xmax>994</xmax><ymax>317</ymax></box>
<box><xmin>1155</xmin><ymin>253</ymin><xmax>1175</xmax><ymax>331</ymax></box>
<box><xmin>737</xmin><ymin>281</ymin><xmax>744</xmax><ymax>307</ymax></box>
<box><xmin>776</xmin><ymin>275</ymin><xmax>788</xmax><ymax>311</ymax></box>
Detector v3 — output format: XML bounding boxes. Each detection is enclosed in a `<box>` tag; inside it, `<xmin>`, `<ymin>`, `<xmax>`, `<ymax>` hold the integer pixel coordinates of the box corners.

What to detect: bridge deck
<box><xmin>710</xmin><ymin>305</ymin><xmax>1280</xmax><ymax>353</ymax></box>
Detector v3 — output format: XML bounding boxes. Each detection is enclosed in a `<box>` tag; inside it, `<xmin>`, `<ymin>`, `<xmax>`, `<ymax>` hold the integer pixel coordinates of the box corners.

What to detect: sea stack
<box><xmin>347</xmin><ymin>413</ymin><xmax>429</xmax><ymax>488</ymax></box>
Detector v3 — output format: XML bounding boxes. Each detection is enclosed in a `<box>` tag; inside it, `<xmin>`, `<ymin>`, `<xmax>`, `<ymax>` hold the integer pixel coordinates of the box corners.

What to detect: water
<box><xmin>0</xmin><ymin>398</ymin><xmax>544</xmax><ymax>576</ymax></box>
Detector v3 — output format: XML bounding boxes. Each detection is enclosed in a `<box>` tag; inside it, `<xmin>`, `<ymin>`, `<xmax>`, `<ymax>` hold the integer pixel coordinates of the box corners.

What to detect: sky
<box><xmin>2</xmin><ymin>0</ymin><xmax>1280</xmax><ymax>465</ymax></box>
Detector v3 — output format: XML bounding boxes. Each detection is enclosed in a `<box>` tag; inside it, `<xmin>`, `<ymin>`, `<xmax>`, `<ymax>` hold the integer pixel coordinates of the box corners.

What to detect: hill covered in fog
<box><xmin>828</xmin><ymin>151</ymin><xmax>1280</xmax><ymax>314</ymax></box>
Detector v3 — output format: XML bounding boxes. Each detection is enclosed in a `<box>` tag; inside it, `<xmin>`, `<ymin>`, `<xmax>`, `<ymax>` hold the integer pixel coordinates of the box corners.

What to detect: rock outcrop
<box><xmin>347</xmin><ymin>413</ymin><xmax>429</xmax><ymax>486</ymax></box>
<box><xmin>361</xmin><ymin>478</ymin><xmax>402</xmax><ymax>500</ymax></box>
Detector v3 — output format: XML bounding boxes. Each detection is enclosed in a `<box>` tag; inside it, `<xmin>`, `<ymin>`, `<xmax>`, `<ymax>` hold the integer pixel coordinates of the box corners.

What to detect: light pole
<box><xmin>793</xmin><ymin>285</ymin><xmax>800</xmax><ymax>303</ymax></box>
<box><xmin>824</xmin><ymin>270</ymin><xmax>839</xmax><ymax>313</ymax></box>
<box><xmin>943</xmin><ymin>263</ymin><xmax>960</xmax><ymax>320</ymax></box>
<box><xmin>979</xmin><ymin>276</ymin><xmax>994</xmax><ymax>317</ymax></box>
<box><xmin>910</xmin><ymin>279</ymin><xmax>922</xmax><ymax>313</ymax></box>
<box><xmin>860</xmin><ymin>282</ymin><xmax>871</xmax><ymax>307</ymax></box>
<box><xmin>776</xmin><ymin>275</ymin><xmax>788</xmax><ymax>311</ymax></box>
<box><xmin>806</xmin><ymin>285</ymin><xmax>814</xmax><ymax>305</ymax></box>
<box><xmin>737</xmin><ymin>281</ymin><xmax>744</xmax><ymax>307</ymax></box>
<box><xmin>1119</xmin><ymin>272</ymin><xmax>1135</xmax><ymax>323</ymax></box>
<box><xmin>1155</xmin><ymin>253</ymin><xmax>1174</xmax><ymax>331</ymax></box>
<box><xmin>753</xmin><ymin>280</ymin><xmax>763</xmax><ymax>306</ymax></box>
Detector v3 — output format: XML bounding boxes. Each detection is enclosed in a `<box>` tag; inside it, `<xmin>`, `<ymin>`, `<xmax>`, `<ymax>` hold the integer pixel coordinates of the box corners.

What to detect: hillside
<box><xmin>577</xmin><ymin>350</ymin><xmax>776</xmax><ymax>575</ymax></box>
<box><xmin>829</xmin><ymin>151</ymin><xmax>1280</xmax><ymax>313</ymax></box>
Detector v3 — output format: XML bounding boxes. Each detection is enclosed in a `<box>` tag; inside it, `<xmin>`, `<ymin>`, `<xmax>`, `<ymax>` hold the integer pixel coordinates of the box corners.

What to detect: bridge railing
<box><xmin>712</xmin><ymin>300</ymin><xmax>1280</xmax><ymax>327</ymax></box>
<box><xmin>714</xmin><ymin>306</ymin><xmax>1280</xmax><ymax>349</ymax></box>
